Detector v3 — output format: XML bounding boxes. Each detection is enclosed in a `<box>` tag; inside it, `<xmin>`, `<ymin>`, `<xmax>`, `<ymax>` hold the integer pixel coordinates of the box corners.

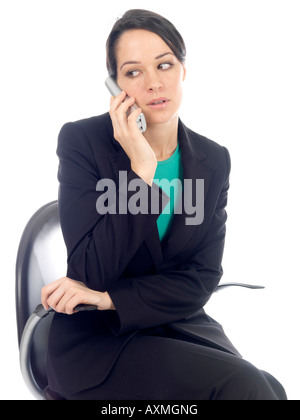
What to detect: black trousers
<box><xmin>63</xmin><ymin>329</ymin><xmax>287</xmax><ymax>400</ymax></box>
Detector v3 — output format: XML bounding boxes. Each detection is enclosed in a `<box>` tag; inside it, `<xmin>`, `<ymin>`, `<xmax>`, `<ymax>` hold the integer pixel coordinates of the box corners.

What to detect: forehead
<box><xmin>116</xmin><ymin>29</ymin><xmax>171</xmax><ymax>63</ymax></box>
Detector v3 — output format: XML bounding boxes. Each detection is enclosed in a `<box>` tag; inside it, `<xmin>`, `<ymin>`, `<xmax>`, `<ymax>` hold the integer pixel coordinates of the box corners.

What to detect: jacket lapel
<box><xmin>162</xmin><ymin>120</ymin><xmax>214</xmax><ymax>260</ymax></box>
<box><xmin>109</xmin><ymin>143</ymin><xmax>164</xmax><ymax>267</ymax></box>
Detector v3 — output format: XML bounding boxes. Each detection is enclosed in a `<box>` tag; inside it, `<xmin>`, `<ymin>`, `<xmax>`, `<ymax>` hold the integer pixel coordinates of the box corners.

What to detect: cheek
<box><xmin>116</xmin><ymin>76</ymin><xmax>139</xmax><ymax>96</ymax></box>
<box><xmin>120</xmin><ymin>82</ymin><xmax>144</xmax><ymax>104</ymax></box>
<box><xmin>130</xmin><ymin>84</ymin><xmax>145</xmax><ymax>100</ymax></box>
<box><xmin>166</xmin><ymin>70</ymin><xmax>184</xmax><ymax>96</ymax></box>
<box><xmin>173</xmin><ymin>80</ymin><xmax>184</xmax><ymax>104</ymax></box>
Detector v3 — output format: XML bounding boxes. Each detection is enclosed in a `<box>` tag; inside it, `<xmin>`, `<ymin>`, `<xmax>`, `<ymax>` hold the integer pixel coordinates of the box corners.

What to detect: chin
<box><xmin>144</xmin><ymin>110</ymin><xmax>179</xmax><ymax>127</ymax></box>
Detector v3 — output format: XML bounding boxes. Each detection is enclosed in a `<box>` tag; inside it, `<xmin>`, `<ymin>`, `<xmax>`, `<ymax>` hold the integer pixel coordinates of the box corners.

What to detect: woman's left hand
<box><xmin>41</xmin><ymin>277</ymin><xmax>115</xmax><ymax>314</ymax></box>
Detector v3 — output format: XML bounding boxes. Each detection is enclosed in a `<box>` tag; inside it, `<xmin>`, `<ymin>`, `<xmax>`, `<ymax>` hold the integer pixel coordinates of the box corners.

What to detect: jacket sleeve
<box><xmin>56</xmin><ymin>121</ymin><xmax>169</xmax><ymax>292</ymax></box>
<box><xmin>107</xmin><ymin>151</ymin><xmax>230</xmax><ymax>334</ymax></box>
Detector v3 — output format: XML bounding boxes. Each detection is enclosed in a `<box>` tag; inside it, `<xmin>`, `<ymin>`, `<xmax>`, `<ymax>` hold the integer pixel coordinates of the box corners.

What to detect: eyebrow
<box><xmin>120</xmin><ymin>52</ymin><xmax>175</xmax><ymax>70</ymax></box>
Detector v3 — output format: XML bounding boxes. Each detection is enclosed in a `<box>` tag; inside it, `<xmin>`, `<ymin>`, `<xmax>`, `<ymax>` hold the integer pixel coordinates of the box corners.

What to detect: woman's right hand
<box><xmin>109</xmin><ymin>91</ymin><xmax>157</xmax><ymax>186</ymax></box>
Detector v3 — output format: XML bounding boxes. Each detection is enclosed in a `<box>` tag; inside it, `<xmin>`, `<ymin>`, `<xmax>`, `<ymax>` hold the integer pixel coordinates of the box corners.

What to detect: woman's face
<box><xmin>115</xmin><ymin>29</ymin><xmax>186</xmax><ymax>127</ymax></box>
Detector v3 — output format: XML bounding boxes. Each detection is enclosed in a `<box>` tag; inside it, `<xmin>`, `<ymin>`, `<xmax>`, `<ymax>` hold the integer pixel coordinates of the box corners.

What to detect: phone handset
<box><xmin>105</xmin><ymin>77</ymin><xmax>147</xmax><ymax>133</ymax></box>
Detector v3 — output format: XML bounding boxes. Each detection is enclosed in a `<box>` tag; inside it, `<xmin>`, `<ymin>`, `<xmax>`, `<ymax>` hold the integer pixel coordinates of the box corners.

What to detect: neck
<box><xmin>144</xmin><ymin>116</ymin><xmax>179</xmax><ymax>161</ymax></box>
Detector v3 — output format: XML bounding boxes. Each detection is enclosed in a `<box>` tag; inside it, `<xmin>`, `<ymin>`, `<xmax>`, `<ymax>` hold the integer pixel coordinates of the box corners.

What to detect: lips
<box><xmin>147</xmin><ymin>97</ymin><xmax>170</xmax><ymax>109</ymax></box>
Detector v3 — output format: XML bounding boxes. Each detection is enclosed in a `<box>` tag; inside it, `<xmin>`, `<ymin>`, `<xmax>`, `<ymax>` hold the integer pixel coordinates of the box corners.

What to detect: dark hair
<box><xmin>106</xmin><ymin>9</ymin><xmax>186</xmax><ymax>79</ymax></box>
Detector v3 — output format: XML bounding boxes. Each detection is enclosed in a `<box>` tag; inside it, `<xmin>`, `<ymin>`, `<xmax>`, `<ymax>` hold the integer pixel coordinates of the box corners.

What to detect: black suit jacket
<box><xmin>47</xmin><ymin>113</ymin><xmax>241</xmax><ymax>395</ymax></box>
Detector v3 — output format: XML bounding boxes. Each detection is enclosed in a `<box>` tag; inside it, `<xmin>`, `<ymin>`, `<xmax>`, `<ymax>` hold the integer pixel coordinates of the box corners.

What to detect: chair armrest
<box><xmin>19</xmin><ymin>303</ymin><xmax>97</xmax><ymax>399</ymax></box>
<box><xmin>216</xmin><ymin>282</ymin><xmax>265</xmax><ymax>292</ymax></box>
<box><xmin>19</xmin><ymin>305</ymin><xmax>53</xmax><ymax>399</ymax></box>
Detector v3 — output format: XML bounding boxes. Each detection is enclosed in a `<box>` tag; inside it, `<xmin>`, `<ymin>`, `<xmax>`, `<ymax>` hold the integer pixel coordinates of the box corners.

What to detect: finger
<box><xmin>51</xmin><ymin>288</ymin><xmax>74</xmax><ymax>313</ymax></box>
<box><xmin>65</xmin><ymin>294</ymin><xmax>85</xmax><ymax>315</ymax></box>
<box><xmin>109</xmin><ymin>93</ymin><xmax>127</xmax><ymax>133</ymax></box>
<box><xmin>41</xmin><ymin>278</ymin><xmax>64</xmax><ymax>310</ymax></box>
<box><xmin>59</xmin><ymin>290</ymin><xmax>90</xmax><ymax>315</ymax></box>
<box><xmin>45</xmin><ymin>279</ymin><xmax>71</xmax><ymax>311</ymax></box>
<box><xmin>110</xmin><ymin>100</ymin><xmax>138</xmax><ymax>144</ymax></box>
<box><xmin>41</xmin><ymin>293</ymin><xmax>50</xmax><ymax>311</ymax></box>
<box><xmin>118</xmin><ymin>96</ymin><xmax>136</xmax><ymax>116</ymax></box>
<box><xmin>109</xmin><ymin>90</ymin><xmax>127</xmax><ymax>112</ymax></box>
<box><xmin>111</xmin><ymin>97</ymin><xmax>136</xmax><ymax>132</ymax></box>
<box><xmin>110</xmin><ymin>94</ymin><xmax>135</xmax><ymax>120</ymax></box>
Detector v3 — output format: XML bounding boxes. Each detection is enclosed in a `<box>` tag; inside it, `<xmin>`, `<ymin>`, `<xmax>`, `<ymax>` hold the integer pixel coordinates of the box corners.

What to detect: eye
<box><xmin>158</xmin><ymin>62</ymin><xmax>174</xmax><ymax>71</ymax></box>
<box><xmin>126</xmin><ymin>70</ymin><xmax>141</xmax><ymax>78</ymax></box>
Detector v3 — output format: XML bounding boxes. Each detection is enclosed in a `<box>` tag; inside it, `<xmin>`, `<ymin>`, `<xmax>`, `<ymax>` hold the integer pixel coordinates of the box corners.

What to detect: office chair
<box><xmin>16</xmin><ymin>200</ymin><xmax>264</xmax><ymax>400</ymax></box>
<box><xmin>15</xmin><ymin>201</ymin><xmax>68</xmax><ymax>399</ymax></box>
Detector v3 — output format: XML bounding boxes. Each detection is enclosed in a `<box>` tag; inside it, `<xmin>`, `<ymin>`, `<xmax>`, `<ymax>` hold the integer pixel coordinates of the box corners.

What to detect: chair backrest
<box><xmin>15</xmin><ymin>201</ymin><xmax>67</xmax><ymax>391</ymax></box>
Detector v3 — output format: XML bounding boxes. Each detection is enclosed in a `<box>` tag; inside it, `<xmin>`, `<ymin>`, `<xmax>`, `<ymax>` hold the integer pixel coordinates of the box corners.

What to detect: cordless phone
<box><xmin>105</xmin><ymin>76</ymin><xmax>147</xmax><ymax>133</ymax></box>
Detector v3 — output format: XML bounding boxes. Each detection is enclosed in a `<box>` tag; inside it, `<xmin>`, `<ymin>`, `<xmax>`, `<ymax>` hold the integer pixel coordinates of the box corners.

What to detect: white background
<box><xmin>1</xmin><ymin>0</ymin><xmax>299</xmax><ymax>400</ymax></box>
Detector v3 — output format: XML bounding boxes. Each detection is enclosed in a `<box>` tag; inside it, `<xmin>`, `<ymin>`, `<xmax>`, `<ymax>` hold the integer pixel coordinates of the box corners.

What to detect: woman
<box><xmin>42</xmin><ymin>9</ymin><xmax>286</xmax><ymax>400</ymax></box>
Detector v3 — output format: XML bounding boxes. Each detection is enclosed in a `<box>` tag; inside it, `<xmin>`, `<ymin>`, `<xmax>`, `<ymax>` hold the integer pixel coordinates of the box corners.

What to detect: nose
<box><xmin>145</xmin><ymin>71</ymin><xmax>162</xmax><ymax>93</ymax></box>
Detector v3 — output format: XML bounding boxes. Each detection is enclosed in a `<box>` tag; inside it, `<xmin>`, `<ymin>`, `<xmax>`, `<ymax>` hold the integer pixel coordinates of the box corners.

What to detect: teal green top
<box><xmin>153</xmin><ymin>143</ymin><xmax>183</xmax><ymax>241</ymax></box>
